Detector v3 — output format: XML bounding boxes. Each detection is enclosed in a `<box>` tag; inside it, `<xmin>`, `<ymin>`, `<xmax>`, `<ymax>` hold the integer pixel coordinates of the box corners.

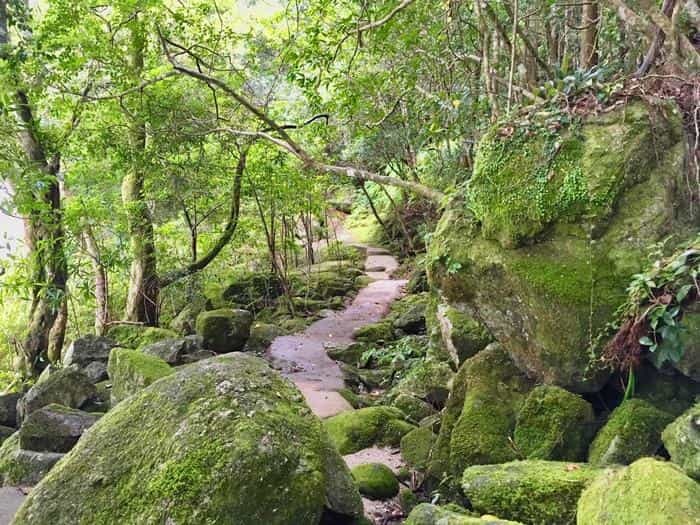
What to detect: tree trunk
<box><xmin>83</xmin><ymin>229</ymin><xmax>110</xmax><ymax>335</ymax></box>
<box><xmin>581</xmin><ymin>1</ymin><xmax>600</xmax><ymax>68</ymax></box>
<box><xmin>123</xmin><ymin>19</ymin><xmax>159</xmax><ymax>326</ymax></box>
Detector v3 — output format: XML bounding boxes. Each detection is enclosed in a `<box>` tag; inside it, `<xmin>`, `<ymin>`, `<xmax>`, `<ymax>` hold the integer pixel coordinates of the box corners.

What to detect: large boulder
<box><xmin>13</xmin><ymin>354</ymin><xmax>363</xmax><ymax>524</ymax></box>
<box><xmin>577</xmin><ymin>458</ymin><xmax>700</xmax><ymax>524</ymax></box>
<box><xmin>107</xmin><ymin>348</ymin><xmax>174</xmax><ymax>405</ymax></box>
<box><xmin>17</xmin><ymin>366</ymin><xmax>96</xmax><ymax>423</ymax></box>
<box><xmin>662</xmin><ymin>402</ymin><xmax>700</xmax><ymax>480</ymax></box>
<box><xmin>427</xmin><ymin>101</ymin><xmax>696</xmax><ymax>392</ymax></box>
<box><xmin>244</xmin><ymin>322</ymin><xmax>285</xmax><ymax>353</ymax></box>
<box><xmin>61</xmin><ymin>335</ymin><xmax>117</xmax><ymax>383</ymax></box>
<box><xmin>0</xmin><ymin>433</ymin><xmax>64</xmax><ymax>486</ymax></box>
<box><xmin>195</xmin><ymin>308</ymin><xmax>253</xmax><ymax>353</ymax></box>
<box><xmin>19</xmin><ymin>404</ymin><xmax>101</xmax><ymax>453</ymax></box>
<box><xmin>324</xmin><ymin>406</ymin><xmax>415</xmax><ymax>455</ymax></box>
<box><xmin>514</xmin><ymin>385</ymin><xmax>596</xmax><ymax>461</ymax></box>
<box><xmin>588</xmin><ymin>399</ymin><xmax>673</xmax><ymax>466</ymax></box>
<box><xmin>400</xmin><ymin>426</ymin><xmax>437</xmax><ymax>470</ymax></box>
<box><xmin>461</xmin><ymin>460</ymin><xmax>601</xmax><ymax>525</ymax></box>
<box><xmin>431</xmin><ymin>344</ymin><xmax>533</xmax><ymax>483</ymax></box>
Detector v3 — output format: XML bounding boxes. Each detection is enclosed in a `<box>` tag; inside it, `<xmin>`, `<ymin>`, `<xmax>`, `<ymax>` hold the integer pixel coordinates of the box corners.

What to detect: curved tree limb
<box><xmin>159</xmin><ymin>146</ymin><xmax>248</xmax><ymax>287</ymax></box>
<box><xmin>159</xmin><ymin>31</ymin><xmax>445</xmax><ymax>203</ymax></box>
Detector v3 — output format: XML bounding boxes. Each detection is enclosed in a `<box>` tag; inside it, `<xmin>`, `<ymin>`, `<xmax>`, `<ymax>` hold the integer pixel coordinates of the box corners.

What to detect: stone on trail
<box><xmin>106</xmin><ymin>348</ymin><xmax>174</xmax><ymax>405</ymax></box>
<box><xmin>587</xmin><ymin>399</ymin><xmax>673</xmax><ymax>466</ymax></box>
<box><xmin>577</xmin><ymin>458</ymin><xmax>700</xmax><ymax>525</ymax></box>
<box><xmin>662</xmin><ymin>401</ymin><xmax>700</xmax><ymax>480</ymax></box>
<box><xmin>18</xmin><ymin>404</ymin><xmax>101</xmax><ymax>453</ymax></box>
<box><xmin>195</xmin><ymin>307</ymin><xmax>253</xmax><ymax>353</ymax></box>
<box><xmin>324</xmin><ymin>406</ymin><xmax>416</xmax><ymax>455</ymax></box>
<box><xmin>461</xmin><ymin>460</ymin><xmax>601</xmax><ymax>525</ymax></box>
<box><xmin>12</xmin><ymin>354</ymin><xmax>363</xmax><ymax>525</ymax></box>
<box><xmin>17</xmin><ymin>366</ymin><xmax>96</xmax><ymax>423</ymax></box>
<box><xmin>350</xmin><ymin>462</ymin><xmax>399</xmax><ymax>500</ymax></box>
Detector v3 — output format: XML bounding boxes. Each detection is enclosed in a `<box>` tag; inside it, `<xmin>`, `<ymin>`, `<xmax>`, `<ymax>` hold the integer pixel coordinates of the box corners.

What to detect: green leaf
<box><xmin>639</xmin><ymin>336</ymin><xmax>654</xmax><ymax>346</ymax></box>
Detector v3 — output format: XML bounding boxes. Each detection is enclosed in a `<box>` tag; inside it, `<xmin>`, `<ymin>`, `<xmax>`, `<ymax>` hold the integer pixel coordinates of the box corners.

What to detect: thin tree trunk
<box><xmin>83</xmin><ymin>229</ymin><xmax>110</xmax><ymax>335</ymax></box>
<box><xmin>581</xmin><ymin>1</ymin><xmax>600</xmax><ymax>68</ymax></box>
<box><xmin>123</xmin><ymin>19</ymin><xmax>159</xmax><ymax>325</ymax></box>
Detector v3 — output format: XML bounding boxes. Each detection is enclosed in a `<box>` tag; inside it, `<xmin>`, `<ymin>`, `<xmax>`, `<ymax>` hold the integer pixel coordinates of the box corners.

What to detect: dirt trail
<box><xmin>267</xmin><ymin>220</ymin><xmax>406</xmax><ymax>417</ymax></box>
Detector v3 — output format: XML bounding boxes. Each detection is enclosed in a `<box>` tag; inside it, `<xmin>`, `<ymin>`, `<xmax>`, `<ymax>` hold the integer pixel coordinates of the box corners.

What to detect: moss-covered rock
<box><xmin>462</xmin><ymin>460</ymin><xmax>601</xmax><ymax>525</ymax></box>
<box><xmin>19</xmin><ymin>404</ymin><xmax>101</xmax><ymax>453</ymax></box>
<box><xmin>405</xmin><ymin>503</ymin><xmax>522</xmax><ymax>525</ymax></box>
<box><xmin>327</xmin><ymin>342</ymin><xmax>367</xmax><ymax>365</ymax></box>
<box><xmin>17</xmin><ymin>366</ymin><xmax>96</xmax><ymax>422</ymax></box>
<box><xmin>0</xmin><ymin>393</ymin><xmax>21</xmax><ymax>428</ymax></box>
<box><xmin>392</xmin><ymin>393</ymin><xmax>437</xmax><ymax>423</ymax></box>
<box><xmin>427</xmin><ymin>101</ymin><xmax>696</xmax><ymax>392</ymax></box>
<box><xmin>588</xmin><ymin>399</ymin><xmax>673</xmax><ymax>466</ymax></box>
<box><xmin>389</xmin><ymin>359</ymin><xmax>453</xmax><ymax>407</ymax></box>
<box><xmin>105</xmin><ymin>325</ymin><xmax>178</xmax><ymax>350</ymax></box>
<box><xmin>577</xmin><ymin>458</ymin><xmax>700</xmax><ymax>524</ymax></box>
<box><xmin>62</xmin><ymin>335</ymin><xmax>117</xmax><ymax>383</ymax></box>
<box><xmin>13</xmin><ymin>354</ymin><xmax>362</xmax><ymax>524</ymax></box>
<box><xmin>448</xmin><ymin>344</ymin><xmax>533</xmax><ymax>478</ymax></box>
<box><xmin>662</xmin><ymin>402</ymin><xmax>700</xmax><ymax>480</ymax></box>
<box><xmin>0</xmin><ymin>433</ymin><xmax>64</xmax><ymax>486</ymax></box>
<box><xmin>0</xmin><ymin>425</ymin><xmax>14</xmax><ymax>444</ymax></box>
<box><xmin>106</xmin><ymin>348</ymin><xmax>174</xmax><ymax>405</ymax></box>
<box><xmin>350</xmin><ymin>463</ymin><xmax>399</xmax><ymax>500</ymax></box>
<box><xmin>140</xmin><ymin>335</ymin><xmax>205</xmax><ymax>366</ymax></box>
<box><xmin>400</xmin><ymin>426</ymin><xmax>437</xmax><ymax>470</ymax></box>
<box><xmin>436</xmin><ymin>303</ymin><xmax>492</xmax><ymax>365</ymax></box>
<box><xmin>195</xmin><ymin>308</ymin><xmax>253</xmax><ymax>353</ymax></box>
<box><xmin>221</xmin><ymin>272</ymin><xmax>283</xmax><ymax>311</ymax></box>
<box><xmin>353</xmin><ymin>321</ymin><xmax>396</xmax><ymax>344</ymax></box>
<box><xmin>324</xmin><ymin>406</ymin><xmax>415</xmax><ymax>455</ymax></box>
<box><xmin>244</xmin><ymin>323</ymin><xmax>284</xmax><ymax>353</ymax></box>
<box><xmin>514</xmin><ymin>386</ymin><xmax>596</xmax><ymax>461</ymax></box>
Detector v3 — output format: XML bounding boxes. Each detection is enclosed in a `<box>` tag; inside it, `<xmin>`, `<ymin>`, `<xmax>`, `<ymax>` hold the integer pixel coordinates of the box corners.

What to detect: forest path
<box><xmin>267</xmin><ymin>215</ymin><xmax>406</xmax><ymax>417</ymax></box>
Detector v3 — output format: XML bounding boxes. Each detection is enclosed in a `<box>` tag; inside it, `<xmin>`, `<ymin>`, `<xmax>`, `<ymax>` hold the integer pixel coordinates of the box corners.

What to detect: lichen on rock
<box><xmin>662</xmin><ymin>401</ymin><xmax>700</xmax><ymax>480</ymax></box>
<box><xmin>107</xmin><ymin>348</ymin><xmax>174</xmax><ymax>405</ymax></box>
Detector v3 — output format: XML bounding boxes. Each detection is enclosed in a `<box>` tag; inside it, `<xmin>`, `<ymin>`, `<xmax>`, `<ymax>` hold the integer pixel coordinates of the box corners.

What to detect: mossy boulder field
<box><xmin>12</xmin><ymin>354</ymin><xmax>362</xmax><ymax>525</ymax></box>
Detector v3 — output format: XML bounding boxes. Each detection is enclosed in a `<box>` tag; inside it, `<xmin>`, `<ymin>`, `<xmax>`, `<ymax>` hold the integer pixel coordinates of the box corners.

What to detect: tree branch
<box><xmin>356</xmin><ymin>0</ymin><xmax>417</xmax><ymax>33</ymax></box>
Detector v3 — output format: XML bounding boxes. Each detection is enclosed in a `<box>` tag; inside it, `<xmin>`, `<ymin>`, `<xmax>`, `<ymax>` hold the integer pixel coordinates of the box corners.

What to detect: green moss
<box><xmin>324</xmin><ymin>406</ymin><xmax>415</xmax><ymax>455</ymax></box>
<box><xmin>195</xmin><ymin>308</ymin><xmax>253</xmax><ymax>353</ymax></box>
<box><xmin>462</xmin><ymin>460</ymin><xmax>601</xmax><ymax>525</ymax></box>
<box><xmin>443</xmin><ymin>306</ymin><xmax>492</xmax><ymax>363</ymax></box>
<box><xmin>405</xmin><ymin>503</ymin><xmax>523</xmax><ymax>524</ymax></box>
<box><xmin>107</xmin><ymin>348</ymin><xmax>174</xmax><ymax>405</ymax></box>
<box><xmin>13</xmin><ymin>354</ymin><xmax>362</xmax><ymax>525</ymax></box>
<box><xmin>0</xmin><ymin>432</ymin><xmax>64</xmax><ymax>486</ymax></box>
<box><xmin>514</xmin><ymin>386</ymin><xmax>596</xmax><ymax>461</ymax></box>
<box><xmin>588</xmin><ymin>399</ymin><xmax>673</xmax><ymax>466</ymax></box>
<box><xmin>388</xmin><ymin>359</ymin><xmax>453</xmax><ymax>406</ymax></box>
<box><xmin>351</xmin><ymin>463</ymin><xmax>399</xmax><ymax>500</ymax></box>
<box><xmin>426</xmin><ymin>100</ymin><xmax>693</xmax><ymax>393</ymax></box>
<box><xmin>448</xmin><ymin>344</ymin><xmax>533</xmax><ymax>477</ymax></box>
<box><xmin>106</xmin><ymin>325</ymin><xmax>178</xmax><ymax>350</ymax></box>
<box><xmin>577</xmin><ymin>458</ymin><xmax>700</xmax><ymax>525</ymax></box>
<box><xmin>400</xmin><ymin>426</ymin><xmax>437</xmax><ymax>470</ymax></box>
<box><xmin>353</xmin><ymin>321</ymin><xmax>396</xmax><ymax>344</ymax></box>
<box><xmin>392</xmin><ymin>393</ymin><xmax>437</xmax><ymax>423</ymax></box>
<box><xmin>662</xmin><ymin>402</ymin><xmax>700</xmax><ymax>480</ymax></box>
